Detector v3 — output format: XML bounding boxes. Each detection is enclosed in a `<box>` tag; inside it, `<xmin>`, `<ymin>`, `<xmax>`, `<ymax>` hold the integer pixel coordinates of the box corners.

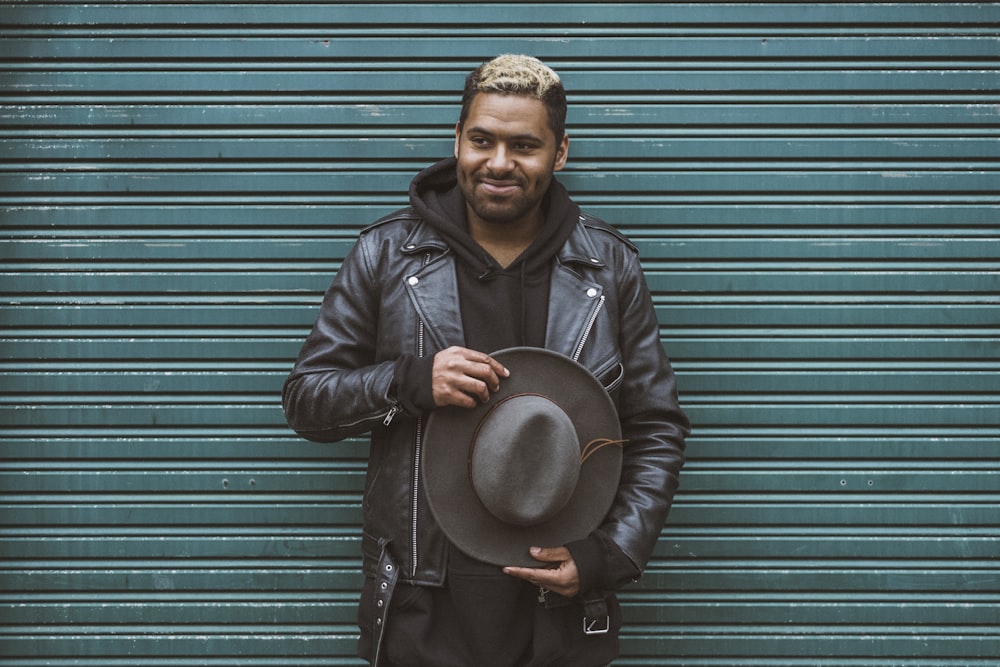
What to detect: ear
<box><xmin>553</xmin><ymin>134</ymin><xmax>569</xmax><ymax>172</ymax></box>
<box><xmin>454</xmin><ymin>122</ymin><xmax>462</xmax><ymax>158</ymax></box>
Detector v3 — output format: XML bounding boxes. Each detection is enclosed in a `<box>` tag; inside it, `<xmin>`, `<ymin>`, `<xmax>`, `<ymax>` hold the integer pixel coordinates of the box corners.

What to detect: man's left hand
<box><xmin>502</xmin><ymin>546</ymin><xmax>580</xmax><ymax>598</ymax></box>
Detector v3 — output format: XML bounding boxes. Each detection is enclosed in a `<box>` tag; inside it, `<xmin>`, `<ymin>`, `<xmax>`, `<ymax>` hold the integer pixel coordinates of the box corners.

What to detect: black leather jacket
<box><xmin>282</xmin><ymin>207</ymin><xmax>689</xmax><ymax>587</ymax></box>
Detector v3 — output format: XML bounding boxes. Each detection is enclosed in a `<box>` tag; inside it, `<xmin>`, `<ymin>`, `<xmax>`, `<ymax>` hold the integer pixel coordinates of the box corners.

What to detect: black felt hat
<box><xmin>423</xmin><ymin>347</ymin><xmax>623</xmax><ymax>567</ymax></box>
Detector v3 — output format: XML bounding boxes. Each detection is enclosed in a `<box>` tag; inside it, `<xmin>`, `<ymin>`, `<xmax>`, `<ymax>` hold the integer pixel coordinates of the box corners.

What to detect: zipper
<box><xmin>410</xmin><ymin>253</ymin><xmax>430</xmax><ymax>577</ymax></box>
<box><xmin>410</xmin><ymin>322</ymin><xmax>424</xmax><ymax>577</ymax></box>
<box><xmin>572</xmin><ymin>294</ymin><xmax>605</xmax><ymax>362</ymax></box>
<box><xmin>382</xmin><ymin>405</ymin><xmax>401</xmax><ymax>427</ymax></box>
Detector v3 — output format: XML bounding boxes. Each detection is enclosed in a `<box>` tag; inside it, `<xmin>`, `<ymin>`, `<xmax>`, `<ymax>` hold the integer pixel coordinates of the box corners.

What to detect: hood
<box><xmin>408</xmin><ymin>157</ymin><xmax>580</xmax><ymax>277</ymax></box>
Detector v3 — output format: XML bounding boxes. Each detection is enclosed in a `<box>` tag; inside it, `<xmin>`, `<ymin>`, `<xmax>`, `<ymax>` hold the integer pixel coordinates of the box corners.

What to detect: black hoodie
<box><xmin>392</xmin><ymin>158</ymin><xmax>637</xmax><ymax>609</ymax></box>
<box><xmin>393</xmin><ymin>157</ymin><xmax>580</xmax><ymax>413</ymax></box>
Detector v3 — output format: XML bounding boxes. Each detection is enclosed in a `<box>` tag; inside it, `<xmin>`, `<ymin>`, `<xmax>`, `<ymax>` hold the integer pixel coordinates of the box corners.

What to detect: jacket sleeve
<box><xmin>282</xmin><ymin>235</ymin><xmax>401</xmax><ymax>443</ymax></box>
<box><xmin>599</xmin><ymin>246</ymin><xmax>690</xmax><ymax>579</ymax></box>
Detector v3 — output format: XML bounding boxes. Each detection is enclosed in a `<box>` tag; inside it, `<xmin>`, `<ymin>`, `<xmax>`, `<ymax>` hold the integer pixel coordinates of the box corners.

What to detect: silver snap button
<box><xmin>407</xmin><ymin>276</ymin><xmax>419</xmax><ymax>286</ymax></box>
<box><xmin>586</xmin><ymin>288</ymin><xmax>598</xmax><ymax>298</ymax></box>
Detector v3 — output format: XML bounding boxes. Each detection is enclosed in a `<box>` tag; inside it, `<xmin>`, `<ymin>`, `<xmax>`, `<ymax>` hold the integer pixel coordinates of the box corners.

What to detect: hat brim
<box><xmin>423</xmin><ymin>347</ymin><xmax>622</xmax><ymax>567</ymax></box>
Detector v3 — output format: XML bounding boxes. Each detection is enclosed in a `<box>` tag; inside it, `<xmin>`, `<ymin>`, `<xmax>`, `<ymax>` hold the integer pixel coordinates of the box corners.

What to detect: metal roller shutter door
<box><xmin>2</xmin><ymin>2</ymin><xmax>998</xmax><ymax>665</ymax></box>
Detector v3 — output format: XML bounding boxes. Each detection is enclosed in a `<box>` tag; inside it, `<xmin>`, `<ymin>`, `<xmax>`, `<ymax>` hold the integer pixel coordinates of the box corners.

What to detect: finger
<box><xmin>461</xmin><ymin>352</ymin><xmax>509</xmax><ymax>393</ymax></box>
<box><xmin>528</xmin><ymin>546</ymin><xmax>571</xmax><ymax>564</ymax></box>
<box><xmin>503</xmin><ymin>565</ymin><xmax>578</xmax><ymax>598</ymax></box>
<box><xmin>455</xmin><ymin>373</ymin><xmax>492</xmax><ymax>404</ymax></box>
<box><xmin>452</xmin><ymin>351</ymin><xmax>508</xmax><ymax>399</ymax></box>
<box><xmin>501</xmin><ymin>565</ymin><xmax>534</xmax><ymax>582</ymax></box>
<box><xmin>431</xmin><ymin>348</ymin><xmax>512</xmax><ymax>407</ymax></box>
<box><xmin>432</xmin><ymin>349</ymin><xmax>488</xmax><ymax>407</ymax></box>
<box><xmin>480</xmin><ymin>354</ymin><xmax>511</xmax><ymax>382</ymax></box>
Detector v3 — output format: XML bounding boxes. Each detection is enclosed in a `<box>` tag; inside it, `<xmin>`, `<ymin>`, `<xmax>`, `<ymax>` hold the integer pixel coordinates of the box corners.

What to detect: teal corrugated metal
<box><xmin>2</xmin><ymin>2</ymin><xmax>998</xmax><ymax>665</ymax></box>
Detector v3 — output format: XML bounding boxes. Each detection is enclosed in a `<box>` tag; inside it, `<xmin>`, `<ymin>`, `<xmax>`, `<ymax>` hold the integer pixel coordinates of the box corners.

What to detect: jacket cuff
<box><xmin>391</xmin><ymin>354</ymin><xmax>436</xmax><ymax>415</ymax></box>
<box><xmin>566</xmin><ymin>530</ymin><xmax>641</xmax><ymax>594</ymax></box>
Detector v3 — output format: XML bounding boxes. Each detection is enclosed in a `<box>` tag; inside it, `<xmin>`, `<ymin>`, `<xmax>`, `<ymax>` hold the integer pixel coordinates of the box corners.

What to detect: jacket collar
<box><xmin>400</xmin><ymin>213</ymin><xmax>449</xmax><ymax>256</ymax></box>
<box><xmin>400</xmin><ymin>213</ymin><xmax>606</xmax><ymax>270</ymax></box>
<box><xmin>400</xmin><ymin>213</ymin><xmax>608</xmax><ymax>359</ymax></box>
<box><xmin>557</xmin><ymin>216</ymin><xmax>607</xmax><ymax>270</ymax></box>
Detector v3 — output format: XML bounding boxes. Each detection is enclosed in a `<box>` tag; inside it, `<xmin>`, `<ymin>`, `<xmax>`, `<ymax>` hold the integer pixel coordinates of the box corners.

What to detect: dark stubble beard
<box><xmin>459</xmin><ymin>162</ymin><xmax>556</xmax><ymax>227</ymax></box>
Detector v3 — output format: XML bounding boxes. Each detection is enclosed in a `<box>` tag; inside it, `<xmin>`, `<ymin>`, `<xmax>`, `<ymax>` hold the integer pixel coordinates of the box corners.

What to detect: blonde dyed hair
<box><xmin>459</xmin><ymin>54</ymin><xmax>568</xmax><ymax>140</ymax></box>
<box><xmin>474</xmin><ymin>54</ymin><xmax>562</xmax><ymax>99</ymax></box>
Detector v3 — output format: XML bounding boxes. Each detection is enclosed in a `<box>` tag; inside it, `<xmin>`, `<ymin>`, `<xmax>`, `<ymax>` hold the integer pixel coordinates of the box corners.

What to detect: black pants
<box><xmin>358</xmin><ymin>550</ymin><xmax>620</xmax><ymax>667</ymax></box>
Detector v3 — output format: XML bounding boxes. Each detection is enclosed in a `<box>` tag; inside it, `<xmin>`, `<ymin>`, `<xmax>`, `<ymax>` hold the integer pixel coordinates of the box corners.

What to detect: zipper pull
<box><xmin>383</xmin><ymin>404</ymin><xmax>401</xmax><ymax>426</ymax></box>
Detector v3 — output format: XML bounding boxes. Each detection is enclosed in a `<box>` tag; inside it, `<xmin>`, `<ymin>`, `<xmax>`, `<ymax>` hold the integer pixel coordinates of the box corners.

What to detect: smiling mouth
<box><xmin>478</xmin><ymin>178</ymin><xmax>521</xmax><ymax>195</ymax></box>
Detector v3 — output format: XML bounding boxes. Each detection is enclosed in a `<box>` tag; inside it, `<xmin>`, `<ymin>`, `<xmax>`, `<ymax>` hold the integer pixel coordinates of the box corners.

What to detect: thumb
<box><xmin>529</xmin><ymin>546</ymin><xmax>569</xmax><ymax>564</ymax></box>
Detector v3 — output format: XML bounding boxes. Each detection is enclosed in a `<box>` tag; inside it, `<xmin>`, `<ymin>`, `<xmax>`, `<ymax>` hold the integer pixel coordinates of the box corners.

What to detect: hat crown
<box><xmin>469</xmin><ymin>394</ymin><xmax>580</xmax><ymax>526</ymax></box>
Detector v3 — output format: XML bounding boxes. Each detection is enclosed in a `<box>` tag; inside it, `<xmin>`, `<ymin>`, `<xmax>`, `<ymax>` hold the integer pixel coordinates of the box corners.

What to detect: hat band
<box><xmin>580</xmin><ymin>438</ymin><xmax>626</xmax><ymax>464</ymax></box>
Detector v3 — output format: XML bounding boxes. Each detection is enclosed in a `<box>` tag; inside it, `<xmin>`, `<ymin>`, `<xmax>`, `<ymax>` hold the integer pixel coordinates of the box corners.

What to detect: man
<box><xmin>282</xmin><ymin>54</ymin><xmax>689</xmax><ymax>667</ymax></box>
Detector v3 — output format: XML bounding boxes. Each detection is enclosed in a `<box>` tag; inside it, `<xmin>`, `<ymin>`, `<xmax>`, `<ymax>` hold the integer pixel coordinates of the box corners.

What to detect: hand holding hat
<box><xmin>502</xmin><ymin>545</ymin><xmax>580</xmax><ymax>597</ymax></box>
<box><xmin>431</xmin><ymin>345</ymin><xmax>510</xmax><ymax>409</ymax></box>
<box><xmin>423</xmin><ymin>347</ymin><xmax>624</xmax><ymax>568</ymax></box>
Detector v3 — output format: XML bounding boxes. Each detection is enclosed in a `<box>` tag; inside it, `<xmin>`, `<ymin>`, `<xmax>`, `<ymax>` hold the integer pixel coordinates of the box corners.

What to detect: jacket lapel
<box><xmin>401</xmin><ymin>220</ymin><xmax>466</xmax><ymax>351</ymax></box>
<box><xmin>400</xmin><ymin>216</ymin><xmax>607</xmax><ymax>358</ymax></box>
<box><xmin>545</xmin><ymin>220</ymin><xmax>606</xmax><ymax>360</ymax></box>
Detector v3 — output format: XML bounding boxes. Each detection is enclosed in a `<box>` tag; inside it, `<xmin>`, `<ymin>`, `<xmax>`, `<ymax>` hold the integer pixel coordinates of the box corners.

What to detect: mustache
<box><xmin>476</xmin><ymin>170</ymin><xmax>523</xmax><ymax>186</ymax></box>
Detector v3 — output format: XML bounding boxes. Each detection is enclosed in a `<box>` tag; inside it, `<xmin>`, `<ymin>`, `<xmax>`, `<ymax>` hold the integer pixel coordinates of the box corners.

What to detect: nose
<box><xmin>486</xmin><ymin>144</ymin><xmax>514</xmax><ymax>174</ymax></box>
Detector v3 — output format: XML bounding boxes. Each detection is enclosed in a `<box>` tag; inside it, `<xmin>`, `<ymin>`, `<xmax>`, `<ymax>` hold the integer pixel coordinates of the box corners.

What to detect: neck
<box><xmin>467</xmin><ymin>207</ymin><xmax>545</xmax><ymax>269</ymax></box>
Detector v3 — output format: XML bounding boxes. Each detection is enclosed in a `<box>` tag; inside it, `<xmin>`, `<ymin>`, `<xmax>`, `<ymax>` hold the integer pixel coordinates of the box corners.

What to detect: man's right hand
<box><xmin>431</xmin><ymin>346</ymin><xmax>510</xmax><ymax>409</ymax></box>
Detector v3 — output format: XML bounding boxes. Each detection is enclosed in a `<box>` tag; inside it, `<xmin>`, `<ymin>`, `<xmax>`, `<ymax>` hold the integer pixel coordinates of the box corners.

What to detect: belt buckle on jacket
<box><xmin>538</xmin><ymin>587</ymin><xmax>610</xmax><ymax>635</ymax></box>
<box><xmin>582</xmin><ymin>593</ymin><xmax>610</xmax><ymax>635</ymax></box>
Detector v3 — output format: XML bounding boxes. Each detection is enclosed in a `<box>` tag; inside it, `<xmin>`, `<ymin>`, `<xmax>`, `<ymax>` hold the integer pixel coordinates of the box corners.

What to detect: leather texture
<box><xmin>282</xmin><ymin>207</ymin><xmax>689</xmax><ymax>587</ymax></box>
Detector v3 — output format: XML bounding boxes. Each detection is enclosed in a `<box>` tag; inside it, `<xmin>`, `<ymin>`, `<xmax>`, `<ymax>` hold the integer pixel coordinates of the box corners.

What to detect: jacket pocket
<box><xmin>597</xmin><ymin>361</ymin><xmax>624</xmax><ymax>394</ymax></box>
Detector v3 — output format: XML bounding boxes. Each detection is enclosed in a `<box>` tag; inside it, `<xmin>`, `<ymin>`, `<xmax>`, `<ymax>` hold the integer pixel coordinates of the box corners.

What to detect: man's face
<box><xmin>454</xmin><ymin>92</ymin><xmax>568</xmax><ymax>228</ymax></box>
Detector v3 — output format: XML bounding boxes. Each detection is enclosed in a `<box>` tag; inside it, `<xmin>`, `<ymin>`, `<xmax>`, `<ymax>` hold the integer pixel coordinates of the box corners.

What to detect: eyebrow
<box><xmin>464</xmin><ymin>125</ymin><xmax>545</xmax><ymax>144</ymax></box>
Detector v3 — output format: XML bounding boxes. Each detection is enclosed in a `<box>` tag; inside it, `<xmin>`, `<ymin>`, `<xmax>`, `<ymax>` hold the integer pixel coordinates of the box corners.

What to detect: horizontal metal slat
<box><xmin>4</xmin><ymin>529</ymin><xmax>996</xmax><ymax>561</ymax></box>
<box><xmin>5</xmin><ymin>103</ymin><xmax>998</xmax><ymax>128</ymax></box>
<box><xmin>4</xmin><ymin>69</ymin><xmax>997</xmax><ymax>93</ymax></box>
<box><xmin>6</xmin><ymin>137</ymin><xmax>1000</xmax><ymax>162</ymax></box>
<box><xmin>7</xmin><ymin>401</ymin><xmax>995</xmax><ymax>427</ymax></box>
<box><xmin>4</xmin><ymin>171</ymin><xmax>997</xmax><ymax>199</ymax></box>
<box><xmin>4</xmin><ymin>336</ymin><xmax>994</xmax><ymax>362</ymax></box>
<box><xmin>0</xmin><ymin>634</ymin><xmax>357</xmax><ymax>658</ymax></box>
<box><xmin>2</xmin><ymin>468</ymin><xmax>996</xmax><ymax>494</ymax></box>
<box><xmin>0</xmin><ymin>600</ymin><xmax>356</xmax><ymax>626</ymax></box>
<box><xmin>9</xmin><ymin>268</ymin><xmax>995</xmax><ymax>294</ymax></box>
<box><xmin>7</xmin><ymin>366</ymin><xmax>999</xmax><ymax>393</ymax></box>
<box><xmin>4</xmin><ymin>301</ymin><xmax>997</xmax><ymax>328</ymax></box>
<box><xmin>3</xmin><ymin>432</ymin><xmax>991</xmax><ymax>461</ymax></box>
<box><xmin>635</xmin><ymin>565</ymin><xmax>1000</xmax><ymax>592</ymax></box>
<box><xmin>0</xmin><ymin>470</ymin><xmax>364</xmax><ymax>493</ymax></box>
<box><xmin>3</xmin><ymin>3</ymin><xmax>996</xmax><ymax>27</ymax></box>
<box><xmin>680</xmin><ymin>434</ymin><xmax>1000</xmax><ymax>461</ymax></box>
<box><xmin>0</xmin><ymin>502</ymin><xmax>361</xmax><ymax>527</ymax></box>
<box><xmin>618</xmin><ymin>631</ymin><xmax>999</xmax><ymax>659</ymax></box>
<box><xmin>3</xmin><ymin>499</ymin><xmax>997</xmax><ymax>528</ymax></box>
<box><xmin>6</xmin><ymin>36</ymin><xmax>1000</xmax><ymax>60</ymax></box>
<box><xmin>5</xmin><ymin>204</ymin><xmax>999</xmax><ymax>231</ymax></box>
